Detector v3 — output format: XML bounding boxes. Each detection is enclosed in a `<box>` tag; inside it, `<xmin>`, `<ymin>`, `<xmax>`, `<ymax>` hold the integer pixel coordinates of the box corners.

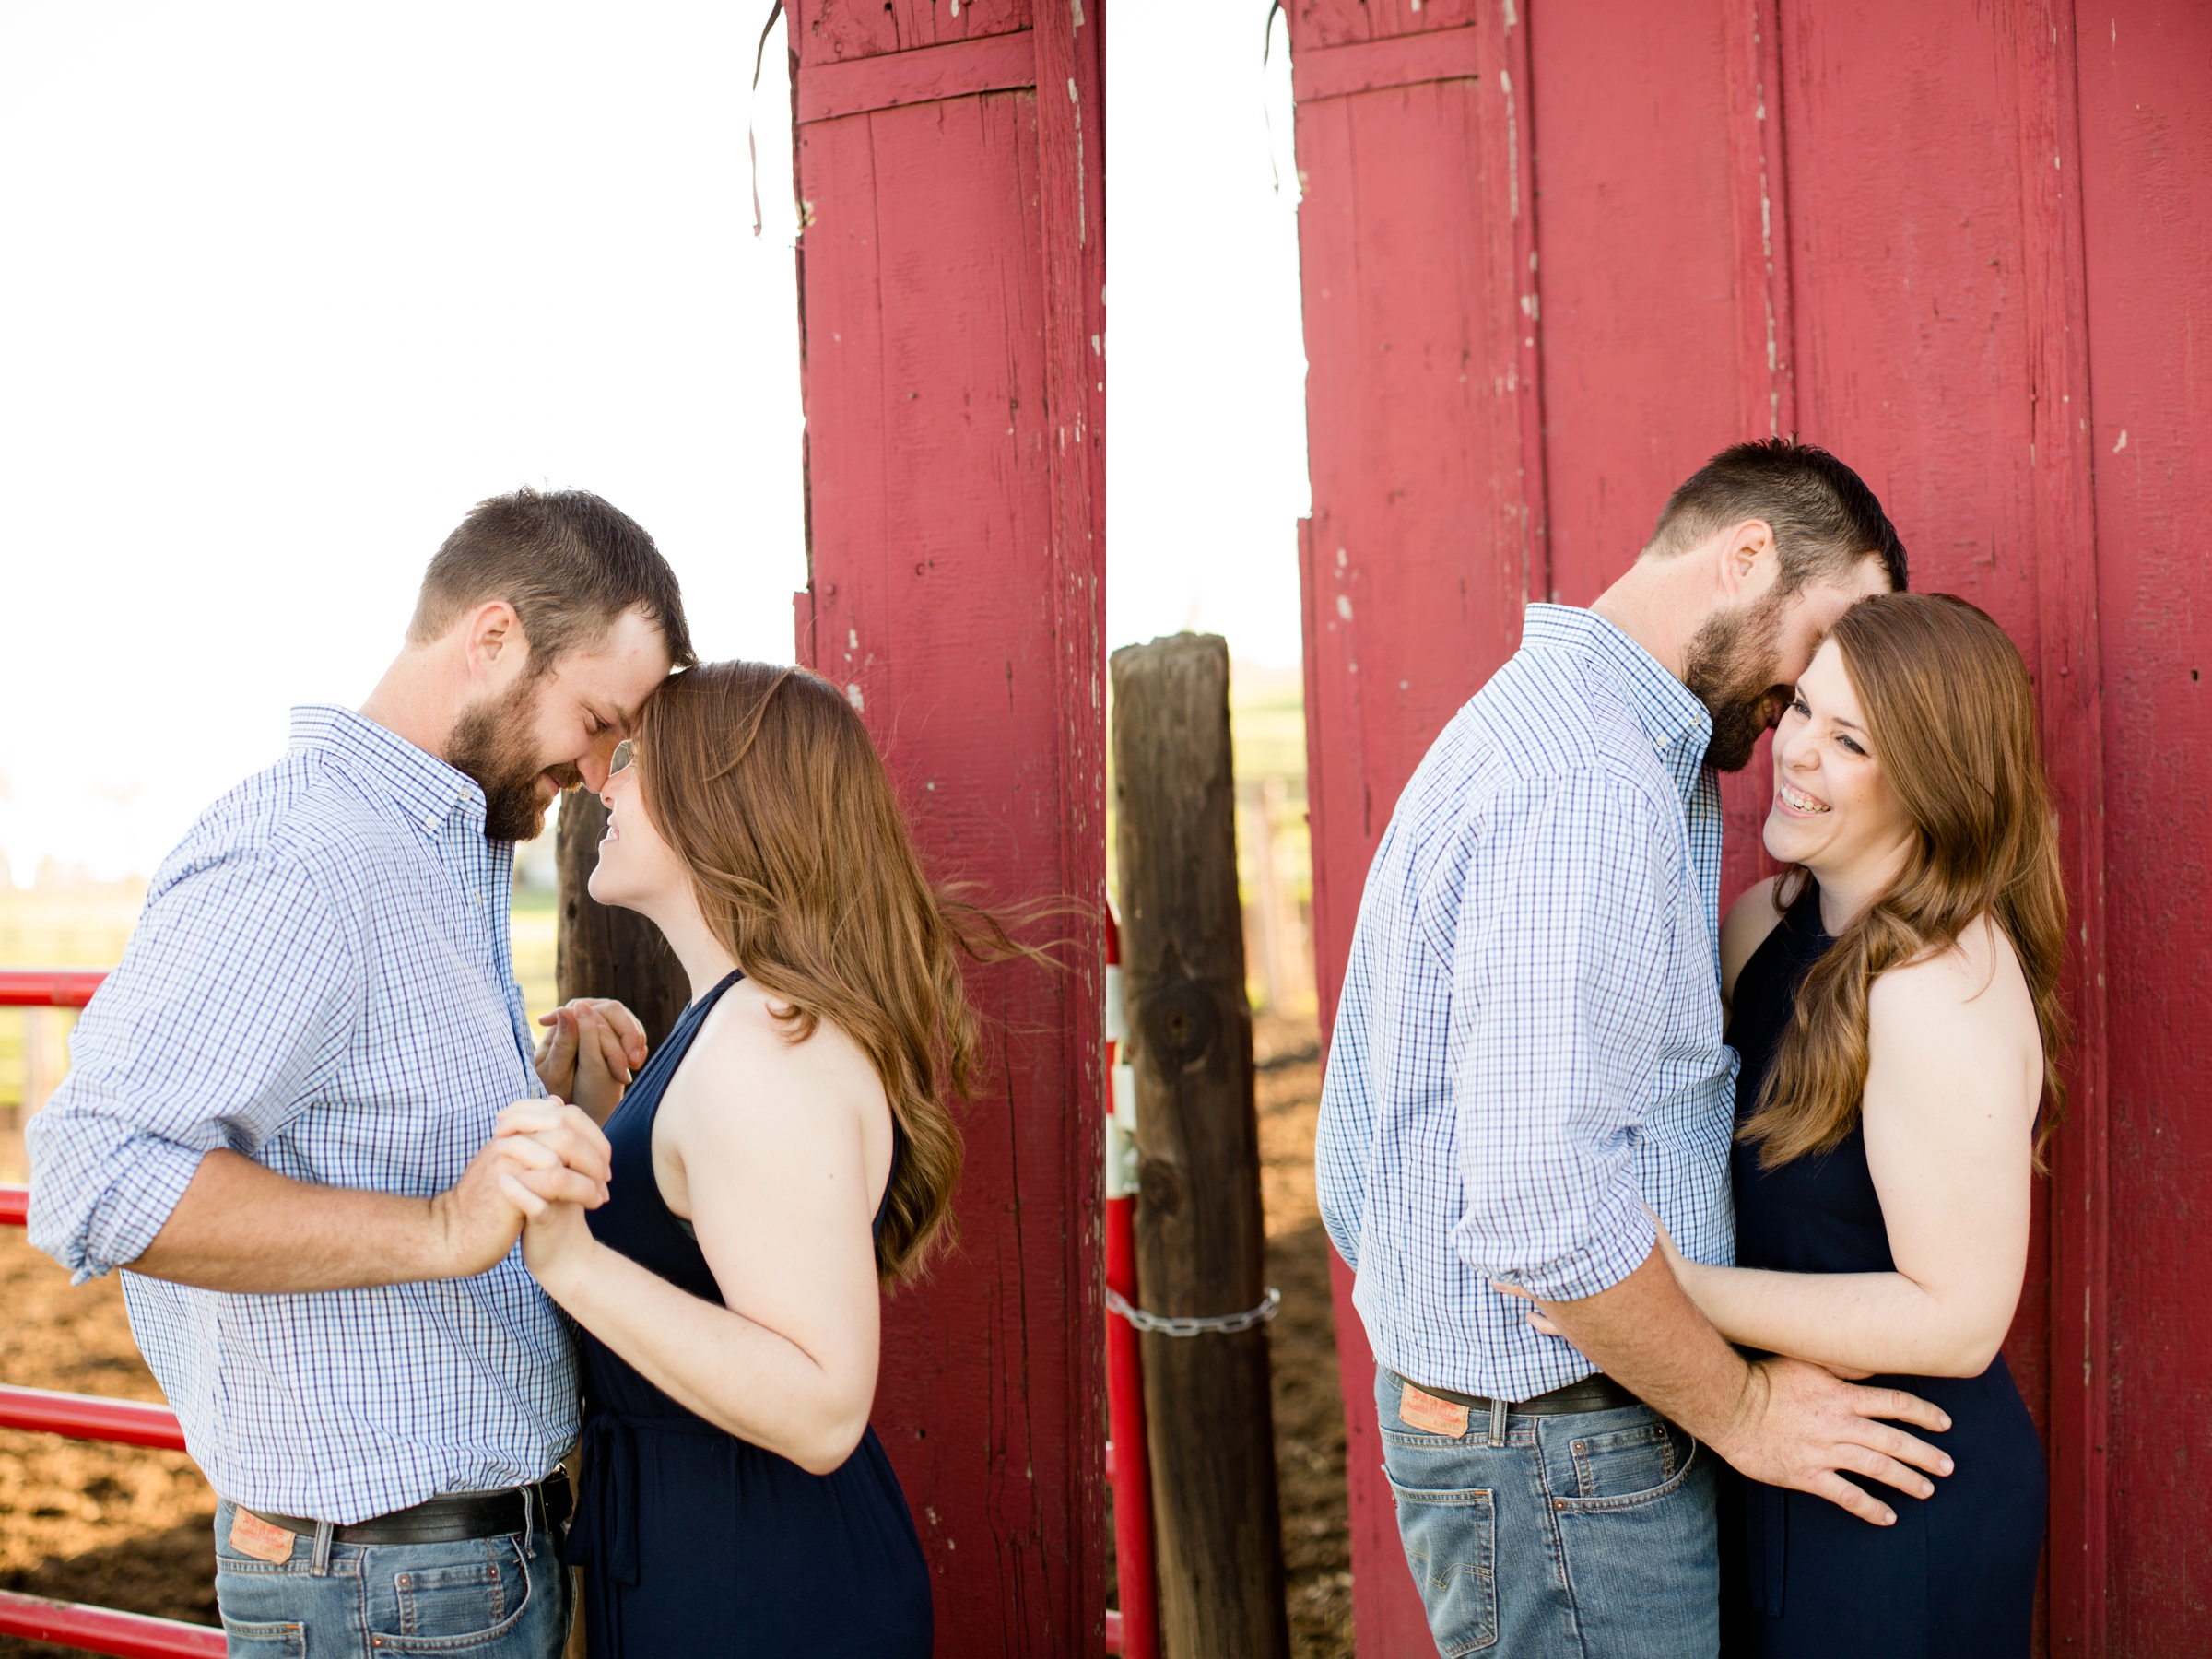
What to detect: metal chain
<box><xmin>1105</xmin><ymin>1286</ymin><xmax>1282</xmax><ymax>1338</ymax></box>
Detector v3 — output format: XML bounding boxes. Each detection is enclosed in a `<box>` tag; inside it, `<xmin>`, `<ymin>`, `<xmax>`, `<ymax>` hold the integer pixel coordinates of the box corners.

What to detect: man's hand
<box><xmin>1710</xmin><ymin>1357</ymin><xmax>1954</xmax><ymax>1527</ymax></box>
<box><xmin>1524</xmin><ymin>1241</ymin><xmax>1955</xmax><ymax>1528</ymax></box>
<box><xmin>130</xmin><ymin>1100</ymin><xmax>616</xmax><ymax>1295</ymax></box>
<box><xmin>534</xmin><ymin>999</ymin><xmax>647</xmax><ymax>1122</ymax></box>
<box><xmin>430</xmin><ymin>1101</ymin><xmax>614</xmax><ymax>1279</ymax></box>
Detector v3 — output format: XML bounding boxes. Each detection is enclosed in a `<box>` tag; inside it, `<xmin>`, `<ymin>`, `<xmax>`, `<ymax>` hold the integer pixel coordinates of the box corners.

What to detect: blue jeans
<box><xmin>212</xmin><ymin>1498</ymin><xmax>571</xmax><ymax>1657</ymax></box>
<box><xmin>1376</xmin><ymin>1368</ymin><xmax>1718</xmax><ymax>1658</ymax></box>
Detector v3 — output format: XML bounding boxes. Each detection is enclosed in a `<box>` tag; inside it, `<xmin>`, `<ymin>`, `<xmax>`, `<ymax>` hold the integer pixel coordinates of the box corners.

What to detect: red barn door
<box><xmin>1288</xmin><ymin>2</ymin><xmax>2209</xmax><ymax>1653</ymax></box>
<box><xmin>785</xmin><ymin>5</ymin><xmax>1108</xmax><ymax>1654</ymax></box>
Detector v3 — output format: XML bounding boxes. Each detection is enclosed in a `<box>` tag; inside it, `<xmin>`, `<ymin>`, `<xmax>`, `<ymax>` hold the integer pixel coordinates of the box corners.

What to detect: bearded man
<box><xmin>29</xmin><ymin>488</ymin><xmax>685</xmax><ymax>1658</ymax></box>
<box><xmin>1314</xmin><ymin>440</ymin><xmax>1942</xmax><ymax>1659</ymax></box>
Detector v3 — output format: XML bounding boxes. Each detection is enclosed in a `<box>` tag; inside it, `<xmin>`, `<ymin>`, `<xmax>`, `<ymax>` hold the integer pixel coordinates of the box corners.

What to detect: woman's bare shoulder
<box><xmin>1865</xmin><ymin>915</ymin><xmax>2041</xmax><ymax>1114</ymax></box>
<box><xmin>665</xmin><ymin>981</ymin><xmax>882</xmax><ymax>1139</ymax></box>
<box><xmin>1870</xmin><ymin>913</ymin><xmax>2033</xmax><ymax>1030</ymax></box>
<box><xmin>1720</xmin><ymin>875</ymin><xmax>1791</xmax><ymax>1006</ymax></box>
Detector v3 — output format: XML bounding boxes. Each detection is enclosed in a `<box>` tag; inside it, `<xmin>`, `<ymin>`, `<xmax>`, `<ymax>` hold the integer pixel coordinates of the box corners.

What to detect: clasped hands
<box><xmin>430</xmin><ymin>999</ymin><xmax>645</xmax><ymax>1282</ymax></box>
<box><xmin>532</xmin><ymin>995</ymin><xmax>647</xmax><ymax>1123</ymax></box>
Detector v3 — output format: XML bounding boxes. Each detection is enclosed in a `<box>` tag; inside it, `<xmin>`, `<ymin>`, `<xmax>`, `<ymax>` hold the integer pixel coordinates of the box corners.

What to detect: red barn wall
<box><xmin>785</xmin><ymin>5</ymin><xmax>1108</xmax><ymax>1654</ymax></box>
<box><xmin>1286</xmin><ymin>2</ymin><xmax>2208</xmax><ymax>1653</ymax></box>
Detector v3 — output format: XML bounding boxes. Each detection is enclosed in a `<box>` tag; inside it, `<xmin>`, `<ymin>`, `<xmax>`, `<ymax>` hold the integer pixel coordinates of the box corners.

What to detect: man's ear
<box><xmin>1715</xmin><ymin>519</ymin><xmax>1778</xmax><ymax>603</ymax></box>
<box><xmin>459</xmin><ymin>600</ymin><xmax>528</xmax><ymax>685</ymax></box>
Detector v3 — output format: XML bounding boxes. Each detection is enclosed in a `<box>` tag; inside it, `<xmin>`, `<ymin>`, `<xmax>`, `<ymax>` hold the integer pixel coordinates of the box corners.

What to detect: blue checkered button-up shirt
<box><xmin>27</xmin><ymin>705</ymin><xmax>576</xmax><ymax>1523</ymax></box>
<box><xmin>1314</xmin><ymin>605</ymin><xmax>1738</xmax><ymax>1403</ymax></box>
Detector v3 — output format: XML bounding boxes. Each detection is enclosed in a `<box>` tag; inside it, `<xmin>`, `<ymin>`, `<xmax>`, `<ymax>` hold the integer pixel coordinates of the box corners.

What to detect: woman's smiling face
<box><xmin>1762</xmin><ymin>637</ymin><xmax>1916</xmax><ymax>884</ymax></box>
<box><xmin>585</xmin><ymin>739</ymin><xmax>688</xmax><ymax>913</ymax></box>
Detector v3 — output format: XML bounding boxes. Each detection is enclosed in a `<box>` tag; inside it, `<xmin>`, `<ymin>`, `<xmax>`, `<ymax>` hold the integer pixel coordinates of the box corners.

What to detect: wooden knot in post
<box><xmin>1141</xmin><ymin>979</ymin><xmax>1218</xmax><ymax>1070</ymax></box>
<box><xmin>1137</xmin><ymin>1157</ymin><xmax>1184</xmax><ymax>1217</ymax></box>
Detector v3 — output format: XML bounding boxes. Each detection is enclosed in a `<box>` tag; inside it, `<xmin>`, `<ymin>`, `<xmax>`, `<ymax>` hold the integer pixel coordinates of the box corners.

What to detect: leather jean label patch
<box><xmin>229</xmin><ymin>1509</ymin><xmax>298</xmax><ymax>1564</ymax></box>
<box><xmin>1398</xmin><ymin>1382</ymin><xmax>1471</xmax><ymax>1438</ymax></box>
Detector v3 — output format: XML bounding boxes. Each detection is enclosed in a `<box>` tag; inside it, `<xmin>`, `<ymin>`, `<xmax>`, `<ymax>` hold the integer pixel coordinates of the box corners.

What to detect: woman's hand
<box><xmin>1494</xmin><ymin>1206</ymin><xmax>1688</xmax><ymax>1353</ymax></box>
<box><xmin>491</xmin><ymin>1100</ymin><xmax>615</xmax><ymax>1295</ymax></box>
<box><xmin>534</xmin><ymin>999</ymin><xmax>646</xmax><ymax>1123</ymax></box>
<box><xmin>488</xmin><ymin>1100</ymin><xmax>614</xmax><ymax>1206</ymax></box>
<box><xmin>1648</xmin><ymin>1205</ymin><xmax>1690</xmax><ymax>1277</ymax></box>
<box><xmin>497</xmin><ymin>1164</ymin><xmax>601</xmax><ymax>1295</ymax></box>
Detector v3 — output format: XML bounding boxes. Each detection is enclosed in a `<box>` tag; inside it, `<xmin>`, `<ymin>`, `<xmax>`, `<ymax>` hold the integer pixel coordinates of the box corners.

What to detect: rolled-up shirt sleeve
<box><xmin>27</xmin><ymin>849</ymin><xmax>359</xmax><ymax>1282</ymax></box>
<box><xmin>1449</xmin><ymin>771</ymin><xmax>1678</xmax><ymax>1301</ymax></box>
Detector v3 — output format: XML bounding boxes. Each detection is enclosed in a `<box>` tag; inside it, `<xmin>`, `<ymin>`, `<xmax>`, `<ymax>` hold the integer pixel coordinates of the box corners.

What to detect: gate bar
<box><xmin>0</xmin><ymin>969</ymin><xmax>105</xmax><ymax>1008</ymax></box>
<box><xmin>0</xmin><ymin>1590</ymin><xmax>224</xmax><ymax>1659</ymax></box>
<box><xmin>0</xmin><ymin>1385</ymin><xmax>189</xmax><ymax>1453</ymax></box>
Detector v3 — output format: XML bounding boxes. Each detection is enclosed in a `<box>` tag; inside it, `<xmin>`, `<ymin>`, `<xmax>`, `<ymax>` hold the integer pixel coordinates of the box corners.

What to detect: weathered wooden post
<box><xmin>554</xmin><ymin>789</ymin><xmax>690</xmax><ymax>1052</ymax></box>
<box><xmin>1110</xmin><ymin>633</ymin><xmax>1290</xmax><ymax>1659</ymax></box>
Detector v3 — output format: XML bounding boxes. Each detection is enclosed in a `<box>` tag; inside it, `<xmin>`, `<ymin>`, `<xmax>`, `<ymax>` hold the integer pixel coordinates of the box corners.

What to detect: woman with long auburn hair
<box><xmin>486</xmin><ymin>660</ymin><xmax>1006</xmax><ymax>1658</ymax></box>
<box><xmin>1524</xmin><ymin>594</ymin><xmax>2065</xmax><ymax>1657</ymax></box>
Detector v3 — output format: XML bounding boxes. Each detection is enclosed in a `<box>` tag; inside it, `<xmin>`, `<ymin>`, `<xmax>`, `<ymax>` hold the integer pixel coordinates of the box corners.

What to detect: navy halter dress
<box><xmin>1719</xmin><ymin>879</ymin><xmax>2044</xmax><ymax>1658</ymax></box>
<box><xmin>562</xmin><ymin>971</ymin><xmax>934</xmax><ymax>1659</ymax></box>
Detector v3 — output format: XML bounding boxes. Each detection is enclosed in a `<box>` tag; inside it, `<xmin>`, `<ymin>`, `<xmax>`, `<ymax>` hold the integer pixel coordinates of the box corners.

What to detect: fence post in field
<box><xmin>1110</xmin><ymin>632</ymin><xmax>1291</xmax><ymax>1659</ymax></box>
<box><xmin>555</xmin><ymin>790</ymin><xmax>690</xmax><ymax>1053</ymax></box>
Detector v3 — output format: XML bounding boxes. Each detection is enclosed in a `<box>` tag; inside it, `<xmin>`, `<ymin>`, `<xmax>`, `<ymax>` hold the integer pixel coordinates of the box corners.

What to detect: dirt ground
<box><xmin>0</xmin><ymin>1012</ymin><xmax>1352</xmax><ymax>1657</ymax></box>
<box><xmin>1251</xmin><ymin>1013</ymin><xmax>1355</xmax><ymax>1659</ymax></box>
<box><xmin>0</xmin><ymin>1224</ymin><xmax>218</xmax><ymax>1657</ymax></box>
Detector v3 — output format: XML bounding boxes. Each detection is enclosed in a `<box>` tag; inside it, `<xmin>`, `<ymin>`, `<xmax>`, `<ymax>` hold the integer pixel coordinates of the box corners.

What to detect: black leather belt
<box><xmin>1394</xmin><ymin>1369</ymin><xmax>1641</xmax><ymax>1418</ymax></box>
<box><xmin>248</xmin><ymin>1471</ymin><xmax>572</xmax><ymax>1547</ymax></box>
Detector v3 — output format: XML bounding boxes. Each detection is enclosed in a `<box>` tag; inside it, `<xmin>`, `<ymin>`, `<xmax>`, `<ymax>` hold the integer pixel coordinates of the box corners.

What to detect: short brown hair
<box><xmin>408</xmin><ymin>488</ymin><xmax>697</xmax><ymax>670</ymax></box>
<box><xmin>1648</xmin><ymin>438</ymin><xmax>1909</xmax><ymax>595</ymax></box>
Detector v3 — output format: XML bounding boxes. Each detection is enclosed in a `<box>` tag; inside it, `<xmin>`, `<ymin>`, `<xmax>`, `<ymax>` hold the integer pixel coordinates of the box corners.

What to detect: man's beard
<box><xmin>446</xmin><ymin>678</ymin><xmax>582</xmax><ymax>842</ymax></box>
<box><xmin>1681</xmin><ymin>591</ymin><xmax>1790</xmax><ymax>772</ymax></box>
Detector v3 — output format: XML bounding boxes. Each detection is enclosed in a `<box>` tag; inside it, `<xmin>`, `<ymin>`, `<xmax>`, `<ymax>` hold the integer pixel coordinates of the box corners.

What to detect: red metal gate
<box><xmin>1284</xmin><ymin>2</ymin><xmax>2211</xmax><ymax>1654</ymax></box>
<box><xmin>0</xmin><ymin>970</ymin><xmax>225</xmax><ymax>1659</ymax></box>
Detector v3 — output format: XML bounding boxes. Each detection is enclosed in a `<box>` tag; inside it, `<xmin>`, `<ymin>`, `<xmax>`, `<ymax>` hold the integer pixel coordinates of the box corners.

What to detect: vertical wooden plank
<box><xmin>1525</xmin><ymin>0</ymin><xmax>1799</xmax><ymax>908</ymax></box>
<box><xmin>1034</xmin><ymin>5</ymin><xmax>1112</xmax><ymax>1654</ymax></box>
<box><xmin>1288</xmin><ymin>11</ymin><xmax>1539</xmax><ymax>1653</ymax></box>
<box><xmin>1777</xmin><ymin>9</ymin><xmax>2118</xmax><ymax>1650</ymax></box>
<box><xmin>1527</xmin><ymin>0</ymin><xmax>1740</xmax><ymax>607</ymax></box>
<box><xmin>788</xmin><ymin>6</ymin><xmax>1105</xmax><ymax>1652</ymax></box>
<box><xmin>2077</xmin><ymin>4</ymin><xmax>2212</xmax><ymax>1653</ymax></box>
<box><xmin>2015</xmin><ymin>6</ymin><xmax>2109</xmax><ymax>1651</ymax></box>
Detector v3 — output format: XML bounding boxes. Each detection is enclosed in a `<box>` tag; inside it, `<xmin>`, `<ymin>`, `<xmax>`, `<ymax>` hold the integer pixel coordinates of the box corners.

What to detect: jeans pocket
<box><xmin>1551</xmin><ymin>1418</ymin><xmax>1700</xmax><ymax>1513</ymax></box>
<box><xmin>368</xmin><ymin>1535</ymin><xmax>534</xmax><ymax>1651</ymax></box>
<box><xmin>1383</xmin><ymin>1470</ymin><xmax>1499</xmax><ymax>1655</ymax></box>
<box><xmin>213</xmin><ymin>1545</ymin><xmax>315</xmax><ymax>1641</ymax></box>
<box><xmin>218</xmin><ymin>1618</ymin><xmax>307</xmax><ymax>1655</ymax></box>
<box><xmin>1563</xmin><ymin>1418</ymin><xmax>1684</xmax><ymax>1505</ymax></box>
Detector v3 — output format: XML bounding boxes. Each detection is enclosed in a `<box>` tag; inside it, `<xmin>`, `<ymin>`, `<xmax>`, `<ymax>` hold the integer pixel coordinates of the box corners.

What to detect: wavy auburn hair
<box><xmin>632</xmin><ymin>661</ymin><xmax>1018</xmax><ymax>1286</ymax></box>
<box><xmin>1740</xmin><ymin>594</ymin><xmax>2069</xmax><ymax>1170</ymax></box>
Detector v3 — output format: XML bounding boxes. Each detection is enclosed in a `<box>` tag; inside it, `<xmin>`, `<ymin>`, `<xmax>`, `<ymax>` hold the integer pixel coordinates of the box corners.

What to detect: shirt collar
<box><xmin>1519</xmin><ymin>604</ymin><xmax>1713</xmax><ymax>798</ymax></box>
<box><xmin>288</xmin><ymin>704</ymin><xmax>488</xmax><ymax>836</ymax></box>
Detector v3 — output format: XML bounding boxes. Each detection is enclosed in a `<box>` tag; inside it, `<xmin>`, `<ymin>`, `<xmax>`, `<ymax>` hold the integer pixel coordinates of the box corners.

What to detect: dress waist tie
<box><xmin>562</xmin><ymin>1411</ymin><xmax>725</xmax><ymax>1659</ymax></box>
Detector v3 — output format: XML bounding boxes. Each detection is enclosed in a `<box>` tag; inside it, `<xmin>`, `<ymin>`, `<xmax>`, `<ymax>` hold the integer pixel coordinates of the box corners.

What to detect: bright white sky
<box><xmin>0</xmin><ymin>1</ymin><xmax>1306</xmax><ymax>885</ymax></box>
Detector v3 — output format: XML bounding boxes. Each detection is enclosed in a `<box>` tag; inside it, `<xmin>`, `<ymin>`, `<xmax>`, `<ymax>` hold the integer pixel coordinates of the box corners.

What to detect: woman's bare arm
<box><xmin>504</xmin><ymin>989</ymin><xmax>893</xmax><ymax>1474</ymax></box>
<box><xmin>1719</xmin><ymin>876</ymin><xmax>1789</xmax><ymax>1017</ymax></box>
<box><xmin>1667</xmin><ymin>919</ymin><xmax>2041</xmax><ymax>1377</ymax></box>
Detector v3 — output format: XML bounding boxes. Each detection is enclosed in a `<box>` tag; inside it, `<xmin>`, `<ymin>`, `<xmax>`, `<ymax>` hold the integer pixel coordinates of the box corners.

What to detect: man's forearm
<box><xmin>1539</xmin><ymin>1241</ymin><xmax>1755</xmax><ymax>1446</ymax></box>
<box><xmin>129</xmin><ymin>1149</ymin><xmax>476</xmax><ymax>1293</ymax></box>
